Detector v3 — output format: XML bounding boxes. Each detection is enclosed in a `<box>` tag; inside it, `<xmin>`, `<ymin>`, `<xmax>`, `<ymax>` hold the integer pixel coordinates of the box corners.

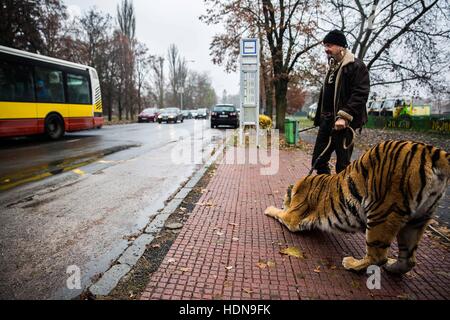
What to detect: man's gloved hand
<box><xmin>334</xmin><ymin>118</ymin><xmax>348</xmax><ymax>130</ymax></box>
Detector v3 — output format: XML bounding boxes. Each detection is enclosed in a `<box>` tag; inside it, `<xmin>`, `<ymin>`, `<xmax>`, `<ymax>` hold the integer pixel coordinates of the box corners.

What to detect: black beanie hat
<box><xmin>323</xmin><ymin>30</ymin><xmax>347</xmax><ymax>48</ymax></box>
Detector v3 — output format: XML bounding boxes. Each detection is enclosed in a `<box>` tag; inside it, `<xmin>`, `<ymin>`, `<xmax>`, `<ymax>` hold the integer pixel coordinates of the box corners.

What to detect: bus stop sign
<box><xmin>239</xmin><ymin>38</ymin><xmax>260</xmax><ymax>144</ymax></box>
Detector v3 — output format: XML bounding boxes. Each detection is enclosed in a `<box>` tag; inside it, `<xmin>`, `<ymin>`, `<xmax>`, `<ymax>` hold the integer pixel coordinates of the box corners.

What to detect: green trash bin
<box><xmin>284</xmin><ymin>119</ymin><xmax>298</xmax><ymax>145</ymax></box>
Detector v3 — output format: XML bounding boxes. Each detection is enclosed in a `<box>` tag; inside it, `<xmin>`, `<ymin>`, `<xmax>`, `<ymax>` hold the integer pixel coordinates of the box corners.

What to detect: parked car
<box><xmin>138</xmin><ymin>108</ymin><xmax>159</xmax><ymax>122</ymax></box>
<box><xmin>157</xmin><ymin>108</ymin><xmax>184</xmax><ymax>123</ymax></box>
<box><xmin>195</xmin><ymin>108</ymin><xmax>208</xmax><ymax>119</ymax></box>
<box><xmin>307</xmin><ymin>103</ymin><xmax>317</xmax><ymax>120</ymax></box>
<box><xmin>190</xmin><ymin>110</ymin><xmax>198</xmax><ymax>118</ymax></box>
<box><xmin>210</xmin><ymin>104</ymin><xmax>239</xmax><ymax>128</ymax></box>
<box><xmin>181</xmin><ymin>110</ymin><xmax>192</xmax><ymax>119</ymax></box>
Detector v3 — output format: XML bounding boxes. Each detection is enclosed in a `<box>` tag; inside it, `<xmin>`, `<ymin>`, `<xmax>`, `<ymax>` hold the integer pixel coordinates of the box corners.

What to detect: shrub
<box><xmin>259</xmin><ymin>114</ymin><xmax>273</xmax><ymax>129</ymax></box>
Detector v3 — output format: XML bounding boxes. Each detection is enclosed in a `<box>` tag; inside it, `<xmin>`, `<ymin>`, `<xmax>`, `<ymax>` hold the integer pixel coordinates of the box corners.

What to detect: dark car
<box><xmin>195</xmin><ymin>108</ymin><xmax>208</xmax><ymax>119</ymax></box>
<box><xmin>138</xmin><ymin>108</ymin><xmax>159</xmax><ymax>122</ymax></box>
<box><xmin>181</xmin><ymin>110</ymin><xmax>192</xmax><ymax>119</ymax></box>
<box><xmin>157</xmin><ymin>108</ymin><xmax>184</xmax><ymax>123</ymax></box>
<box><xmin>210</xmin><ymin>104</ymin><xmax>239</xmax><ymax>128</ymax></box>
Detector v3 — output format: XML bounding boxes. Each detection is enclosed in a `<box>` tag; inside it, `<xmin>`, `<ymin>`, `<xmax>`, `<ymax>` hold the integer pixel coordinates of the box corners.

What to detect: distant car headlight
<box><xmin>158</xmin><ymin>115</ymin><xmax>162</xmax><ymax>118</ymax></box>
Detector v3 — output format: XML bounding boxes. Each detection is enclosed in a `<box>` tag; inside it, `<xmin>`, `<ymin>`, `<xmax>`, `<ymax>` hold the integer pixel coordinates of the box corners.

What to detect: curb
<box><xmin>88</xmin><ymin>137</ymin><xmax>226</xmax><ymax>297</ymax></box>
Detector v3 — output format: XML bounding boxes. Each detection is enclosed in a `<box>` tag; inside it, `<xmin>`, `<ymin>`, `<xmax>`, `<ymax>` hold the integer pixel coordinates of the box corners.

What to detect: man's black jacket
<box><xmin>314</xmin><ymin>51</ymin><xmax>370</xmax><ymax>129</ymax></box>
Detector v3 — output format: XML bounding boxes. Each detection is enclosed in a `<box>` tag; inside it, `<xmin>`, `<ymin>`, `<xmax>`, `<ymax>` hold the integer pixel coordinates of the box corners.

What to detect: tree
<box><xmin>150</xmin><ymin>56</ymin><xmax>165</xmax><ymax>108</ymax></box>
<box><xmin>322</xmin><ymin>0</ymin><xmax>449</xmax><ymax>93</ymax></box>
<box><xmin>39</xmin><ymin>0</ymin><xmax>68</xmax><ymax>56</ymax></box>
<box><xmin>116</xmin><ymin>0</ymin><xmax>137</xmax><ymax>120</ymax></box>
<box><xmin>286</xmin><ymin>83</ymin><xmax>306</xmax><ymax>114</ymax></box>
<box><xmin>201</xmin><ymin>0</ymin><xmax>322</xmax><ymax>130</ymax></box>
<box><xmin>167</xmin><ymin>44</ymin><xmax>188</xmax><ymax>107</ymax></box>
<box><xmin>78</xmin><ymin>7</ymin><xmax>112</xmax><ymax>66</ymax></box>
<box><xmin>117</xmin><ymin>0</ymin><xmax>136</xmax><ymax>40</ymax></box>
<box><xmin>0</xmin><ymin>0</ymin><xmax>67</xmax><ymax>54</ymax></box>
<box><xmin>134</xmin><ymin>42</ymin><xmax>150</xmax><ymax>113</ymax></box>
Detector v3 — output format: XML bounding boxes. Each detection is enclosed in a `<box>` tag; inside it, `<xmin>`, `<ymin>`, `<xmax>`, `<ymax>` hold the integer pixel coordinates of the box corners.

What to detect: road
<box><xmin>0</xmin><ymin>120</ymin><xmax>224</xmax><ymax>299</ymax></box>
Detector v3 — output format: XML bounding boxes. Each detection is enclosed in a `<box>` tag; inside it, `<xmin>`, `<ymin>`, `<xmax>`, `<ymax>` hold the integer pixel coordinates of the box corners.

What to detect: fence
<box><xmin>365</xmin><ymin>115</ymin><xmax>450</xmax><ymax>134</ymax></box>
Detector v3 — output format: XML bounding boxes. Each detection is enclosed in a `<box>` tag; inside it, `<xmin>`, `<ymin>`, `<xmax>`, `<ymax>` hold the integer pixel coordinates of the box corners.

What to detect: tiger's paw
<box><xmin>384</xmin><ymin>258</ymin><xmax>415</xmax><ymax>275</ymax></box>
<box><xmin>264</xmin><ymin>206</ymin><xmax>278</xmax><ymax>217</ymax></box>
<box><xmin>342</xmin><ymin>256</ymin><xmax>369</xmax><ymax>272</ymax></box>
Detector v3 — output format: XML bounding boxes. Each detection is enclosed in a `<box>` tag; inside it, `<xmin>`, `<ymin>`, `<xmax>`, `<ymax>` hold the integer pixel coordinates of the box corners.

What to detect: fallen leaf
<box><xmin>280</xmin><ymin>247</ymin><xmax>304</xmax><ymax>259</ymax></box>
<box><xmin>267</xmin><ymin>260</ymin><xmax>276</xmax><ymax>268</ymax></box>
<box><xmin>179</xmin><ymin>267</ymin><xmax>191</xmax><ymax>272</ymax></box>
<box><xmin>167</xmin><ymin>258</ymin><xmax>176</xmax><ymax>263</ymax></box>
<box><xmin>313</xmin><ymin>266</ymin><xmax>321</xmax><ymax>273</ymax></box>
<box><xmin>151</xmin><ymin>244</ymin><xmax>161</xmax><ymax>248</ymax></box>
<box><xmin>180</xmin><ymin>207</ymin><xmax>187</xmax><ymax>212</ymax></box>
<box><xmin>351</xmin><ymin>280</ymin><xmax>360</xmax><ymax>288</ymax></box>
<box><xmin>242</xmin><ymin>288</ymin><xmax>254</xmax><ymax>294</ymax></box>
<box><xmin>436</xmin><ymin>271</ymin><xmax>450</xmax><ymax>277</ymax></box>
<box><xmin>225</xmin><ymin>266</ymin><xmax>233</xmax><ymax>270</ymax></box>
<box><xmin>215</xmin><ymin>231</ymin><xmax>224</xmax><ymax>236</ymax></box>
<box><xmin>330</xmin><ymin>265</ymin><xmax>337</xmax><ymax>270</ymax></box>
<box><xmin>228</xmin><ymin>223</ymin><xmax>238</xmax><ymax>227</ymax></box>
<box><xmin>397</xmin><ymin>293</ymin><xmax>410</xmax><ymax>300</ymax></box>
<box><xmin>232</xmin><ymin>237</ymin><xmax>239</xmax><ymax>241</ymax></box>
<box><xmin>201</xmin><ymin>189</ymin><xmax>208</xmax><ymax>194</ymax></box>
<box><xmin>256</xmin><ymin>261</ymin><xmax>267</xmax><ymax>269</ymax></box>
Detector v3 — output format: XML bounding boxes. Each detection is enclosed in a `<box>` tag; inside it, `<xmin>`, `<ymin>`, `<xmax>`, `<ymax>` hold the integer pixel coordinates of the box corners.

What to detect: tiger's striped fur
<box><xmin>265</xmin><ymin>140</ymin><xmax>449</xmax><ymax>274</ymax></box>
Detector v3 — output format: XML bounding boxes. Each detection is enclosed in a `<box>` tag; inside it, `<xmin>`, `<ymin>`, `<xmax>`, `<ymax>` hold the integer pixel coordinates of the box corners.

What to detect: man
<box><xmin>312</xmin><ymin>29</ymin><xmax>370</xmax><ymax>174</ymax></box>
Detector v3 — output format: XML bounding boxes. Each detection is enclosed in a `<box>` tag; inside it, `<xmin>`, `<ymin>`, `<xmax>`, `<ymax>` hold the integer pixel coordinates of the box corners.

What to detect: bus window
<box><xmin>35</xmin><ymin>66</ymin><xmax>65</xmax><ymax>103</ymax></box>
<box><xmin>67</xmin><ymin>73</ymin><xmax>91</xmax><ymax>104</ymax></box>
<box><xmin>0</xmin><ymin>61</ymin><xmax>35</xmax><ymax>102</ymax></box>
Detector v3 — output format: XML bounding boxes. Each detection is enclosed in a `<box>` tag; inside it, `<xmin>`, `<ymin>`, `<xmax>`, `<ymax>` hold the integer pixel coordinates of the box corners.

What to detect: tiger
<box><xmin>265</xmin><ymin>140</ymin><xmax>449</xmax><ymax>274</ymax></box>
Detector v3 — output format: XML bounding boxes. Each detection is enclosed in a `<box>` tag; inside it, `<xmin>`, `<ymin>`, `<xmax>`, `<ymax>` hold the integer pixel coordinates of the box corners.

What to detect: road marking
<box><xmin>66</xmin><ymin>139</ymin><xmax>81</xmax><ymax>143</ymax></box>
<box><xmin>97</xmin><ymin>160</ymin><xmax>115</xmax><ymax>164</ymax></box>
<box><xmin>72</xmin><ymin>169</ymin><xmax>85</xmax><ymax>176</ymax></box>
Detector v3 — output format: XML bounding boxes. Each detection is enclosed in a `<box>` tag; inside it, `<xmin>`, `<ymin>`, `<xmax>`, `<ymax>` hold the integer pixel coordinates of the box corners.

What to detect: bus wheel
<box><xmin>45</xmin><ymin>114</ymin><xmax>65</xmax><ymax>140</ymax></box>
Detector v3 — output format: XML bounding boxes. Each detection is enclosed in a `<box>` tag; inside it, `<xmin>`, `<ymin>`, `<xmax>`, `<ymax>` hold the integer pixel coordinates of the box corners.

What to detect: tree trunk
<box><xmin>260</xmin><ymin>59</ymin><xmax>274</xmax><ymax>118</ymax></box>
<box><xmin>107</xmin><ymin>84</ymin><xmax>112</xmax><ymax>121</ymax></box>
<box><xmin>118</xmin><ymin>93</ymin><xmax>123</xmax><ymax>120</ymax></box>
<box><xmin>274</xmin><ymin>79</ymin><xmax>288</xmax><ymax>131</ymax></box>
<box><xmin>265</xmin><ymin>77</ymin><xmax>274</xmax><ymax>118</ymax></box>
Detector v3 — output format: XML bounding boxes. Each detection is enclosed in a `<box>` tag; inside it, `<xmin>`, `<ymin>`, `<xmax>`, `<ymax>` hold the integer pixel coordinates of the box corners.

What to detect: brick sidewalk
<box><xmin>141</xmin><ymin>147</ymin><xmax>449</xmax><ymax>300</ymax></box>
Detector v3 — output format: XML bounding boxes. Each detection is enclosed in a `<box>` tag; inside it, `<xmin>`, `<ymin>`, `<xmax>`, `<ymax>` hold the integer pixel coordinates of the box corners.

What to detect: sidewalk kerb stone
<box><xmin>174</xmin><ymin>187</ymin><xmax>192</xmax><ymax>200</ymax></box>
<box><xmin>145</xmin><ymin>213</ymin><xmax>170</xmax><ymax>234</ymax></box>
<box><xmin>89</xmin><ymin>264</ymin><xmax>131</xmax><ymax>296</ymax></box>
<box><xmin>118</xmin><ymin>233</ymin><xmax>155</xmax><ymax>266</ymax></box>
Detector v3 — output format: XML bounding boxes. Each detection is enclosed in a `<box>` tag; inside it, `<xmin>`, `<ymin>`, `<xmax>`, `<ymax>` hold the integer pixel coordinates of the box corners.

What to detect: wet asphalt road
<box><xmin>0</xmin><ymin>120</ymin><xmax>225</xmax><ymax>299</ymax></box>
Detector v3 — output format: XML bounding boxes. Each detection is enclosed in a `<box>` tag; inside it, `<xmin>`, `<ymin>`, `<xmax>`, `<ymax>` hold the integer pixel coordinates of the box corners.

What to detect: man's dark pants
<box><xmin>311</xmin><ymin>115</ymin><xmax>354</xmax><ymax>174</ymax></box>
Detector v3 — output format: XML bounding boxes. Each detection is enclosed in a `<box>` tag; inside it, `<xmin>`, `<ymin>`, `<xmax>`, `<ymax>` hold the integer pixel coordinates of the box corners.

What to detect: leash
<box><xmin>306</xmin><ymin>126</ymin><xmax>355</xmax><ymax>175</ymax></box>
<box><xmin>298</xmin><ymin>126</ymin><xmax>318</xmax><ymax>133</ymax></box>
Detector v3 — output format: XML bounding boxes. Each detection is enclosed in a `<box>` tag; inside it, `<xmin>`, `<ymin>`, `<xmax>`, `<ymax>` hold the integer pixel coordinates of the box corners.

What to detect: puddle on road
<box><xmin>0</xmin><ymin>144</ymin><xmax>141</xmax><ymax>192</ymax></box>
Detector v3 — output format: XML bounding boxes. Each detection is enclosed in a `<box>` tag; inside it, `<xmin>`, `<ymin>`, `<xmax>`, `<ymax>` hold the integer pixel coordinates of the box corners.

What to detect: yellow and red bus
<box><xmin>0</xmin><ymin>45</ymin><xmax>103</xmax><ymax>139</ymax></box>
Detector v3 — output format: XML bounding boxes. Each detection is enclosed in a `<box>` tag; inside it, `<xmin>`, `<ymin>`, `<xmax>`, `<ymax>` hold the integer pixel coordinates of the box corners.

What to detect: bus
<box><xmin>0</xmin><ymin>45</ymin><xmax>103</xmax><ymax>139</ymax></box>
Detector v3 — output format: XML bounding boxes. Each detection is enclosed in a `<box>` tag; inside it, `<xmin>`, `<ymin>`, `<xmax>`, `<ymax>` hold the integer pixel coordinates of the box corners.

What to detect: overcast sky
<box><xmin>65</xmin><ymin>0</ymin><xmax>240</xmax><ymax>98</ymax></box>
